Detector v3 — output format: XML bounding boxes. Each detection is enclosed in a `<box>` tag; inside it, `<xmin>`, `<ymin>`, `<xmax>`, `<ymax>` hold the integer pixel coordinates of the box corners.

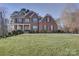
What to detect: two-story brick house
<box><xmin>11</xmin><ymin>8</ymin><xmax>58</xmax><ymax>32</ymax></box>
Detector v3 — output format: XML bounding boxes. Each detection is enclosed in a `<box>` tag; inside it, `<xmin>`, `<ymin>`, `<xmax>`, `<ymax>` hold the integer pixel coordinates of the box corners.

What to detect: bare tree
<box><xmin>60</xmin><ymin>4</ymin><xmax>79</xmax><ymax>33</ymax></box>
<box><xmin>0</xmin><ymin>7</ymin><xmax>8</xmax><ymax>36</ymax></box>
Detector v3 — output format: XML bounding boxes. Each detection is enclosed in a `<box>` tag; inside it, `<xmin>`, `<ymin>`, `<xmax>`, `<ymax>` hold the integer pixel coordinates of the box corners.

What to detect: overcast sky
<box><xmin>0</xmin><ymin>3</ymin><xmax>79</xmax><ymax>19</ymax></box>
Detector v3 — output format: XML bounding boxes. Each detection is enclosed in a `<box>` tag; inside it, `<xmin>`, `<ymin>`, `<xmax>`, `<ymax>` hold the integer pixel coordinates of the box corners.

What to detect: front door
<box><xmin>24</xmin><ymin>25</ymin><xmax>30</xmax><ymax>31</ymax></box>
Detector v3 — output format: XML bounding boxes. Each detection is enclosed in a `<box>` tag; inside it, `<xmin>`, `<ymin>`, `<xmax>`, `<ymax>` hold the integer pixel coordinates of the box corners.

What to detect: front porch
<box><xmin>14</xmin><ymin>24</ymin><xmax>31</xmax><ymax>31</ymax></box>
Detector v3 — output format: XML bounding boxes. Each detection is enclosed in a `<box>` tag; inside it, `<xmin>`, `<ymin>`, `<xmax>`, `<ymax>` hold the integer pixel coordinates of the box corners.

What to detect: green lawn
<box><xmin>0</xmin><ymin>33</ymin><xmax>79</xmax><ymax>56</ymax></box>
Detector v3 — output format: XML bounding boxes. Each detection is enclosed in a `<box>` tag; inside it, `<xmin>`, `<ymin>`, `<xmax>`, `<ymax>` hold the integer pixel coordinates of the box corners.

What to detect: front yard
<box><xmin>0</xmin><ymin>34</ymin><xmax>79</xmax><ymax>56</ymax></box>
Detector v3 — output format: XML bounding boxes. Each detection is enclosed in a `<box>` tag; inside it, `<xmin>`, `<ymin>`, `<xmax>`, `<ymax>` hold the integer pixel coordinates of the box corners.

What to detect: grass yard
<box><xmin>0</xmin><ymin>34</ymin><xmax>79</xmax><ymax>56</ymax></box>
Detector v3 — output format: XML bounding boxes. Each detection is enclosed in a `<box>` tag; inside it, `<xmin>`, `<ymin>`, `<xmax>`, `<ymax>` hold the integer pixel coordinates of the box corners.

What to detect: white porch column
<box><xmin>51</xmin><ymin>25</ymin><xmax>53</xmax><ymax>31</ymax></box>
<box><xmin>17</xmin><ymin>25</ymin><xmax>19</xmax><ymax>30</ymax></box>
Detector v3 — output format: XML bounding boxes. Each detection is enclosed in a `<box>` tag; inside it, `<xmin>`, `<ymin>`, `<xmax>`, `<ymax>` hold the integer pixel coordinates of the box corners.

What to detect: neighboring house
<box><xmin>11</xmin><ymin>8</ymin><xmax>58</xmax><ymax>32</ymax></box>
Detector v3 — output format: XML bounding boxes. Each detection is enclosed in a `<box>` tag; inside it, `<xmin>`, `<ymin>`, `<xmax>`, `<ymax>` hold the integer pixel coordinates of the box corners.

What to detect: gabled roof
<box><xmin>25</xmin><ymin>11</ymin><xmax>38</xmax><ymax>18</ymax></box>
<box><xmin>42</xmin><ymin>14</ymin><xmax>55</xmax><ymax>22</ymax></box>
<box><xmin>11</xmin><ymin>9</ymin><xmax>38</xmax><ymax>19</ymax></box>
<box><xmin>10</xmin><ymin>11</ymin><xmax>19</xmax><ymax>18</ymax></box>
<box><xmin>10</xmin><ymin>9</ymin><xmax>56</xmax><ymax>24</ymax></box>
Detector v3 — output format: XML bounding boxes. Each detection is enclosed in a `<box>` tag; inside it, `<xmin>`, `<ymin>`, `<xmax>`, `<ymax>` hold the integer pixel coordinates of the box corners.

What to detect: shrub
<box><xmin>12</xmin><ymin>30</ymin><xmax>24</xmax><ymax>35</ymax></box>
<box><xmin>16</xmin><ymin>30</ymin><xmax>24</xmax><ymax>34</ymax></box>
<box><xmin>57</xmin><ymin>30</ymin><xmax>64</xmax><ymax>33</ymax></box>
<box><xmin>24</xmin><ymin>30</ymin><xmax>30</xmax><ymax>33</ymax></box>
<box><xmin>8</xmin><ymin>32</ymin><xmax>13</xmax><ymax>36</ymax></box>
<box><xmin>0</xmin><ymin>30</ymin><xmax>24</xmax><ymax>39</ymax></box>
<box><xmin>1</xmin><ymin>35</ymin><xmax>7</xmax><ymax>38</ymax></box>
<box><xmin>12</xmin><ymin>30</ymin><xmax>17</xmax><ymax>35</ymax></box>
<box><xmin>30</xmin><ymin>30</ymin><xmax>39</xmax><ymax>33</ymax></box>
<box><xmin>30</xmin><ymin>30</ymin><xmax>35</xmax><ymax>33</ymax></box>
<box><xmin>29</xmin><ymin>31</ymin><xmax>32</xmax><ymax>33</ymax></box>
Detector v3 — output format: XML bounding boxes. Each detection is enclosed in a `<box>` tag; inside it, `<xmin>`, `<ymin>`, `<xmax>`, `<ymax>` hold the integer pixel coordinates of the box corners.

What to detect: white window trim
<box><xmin>25</xmin><ymin>19</ymin><xmax>29</xmax><ymax>22</ymax></box>
<box><xmin>33</xmin><ymin>18</ymin><xmax>38</xmax><ymax>22</ymax></box>
<box><xmin>32</xmin><ymin>26</ymin><xmax>38</xmax><ymax>30</ymax></box>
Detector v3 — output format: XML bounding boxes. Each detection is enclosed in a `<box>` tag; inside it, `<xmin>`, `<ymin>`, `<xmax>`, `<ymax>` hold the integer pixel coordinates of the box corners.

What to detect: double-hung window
<box><xmin>44</xmin><ymin>25</ymin><xmax>47</xmax><ymax>30</ymax></box>
<box><xmin>32</xmin><ymin>18</ymin><xmax>38</xmax><ymax>22</ymax></box>
<box><xmin>32</xmin><ymin>26</ymin><xmax>38</xmax><ymax>30</ymax></box>
<box><xmin>25</xmin><ymin>19</ymin><xmax>29</xmax><ymax>22</ymax></box>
